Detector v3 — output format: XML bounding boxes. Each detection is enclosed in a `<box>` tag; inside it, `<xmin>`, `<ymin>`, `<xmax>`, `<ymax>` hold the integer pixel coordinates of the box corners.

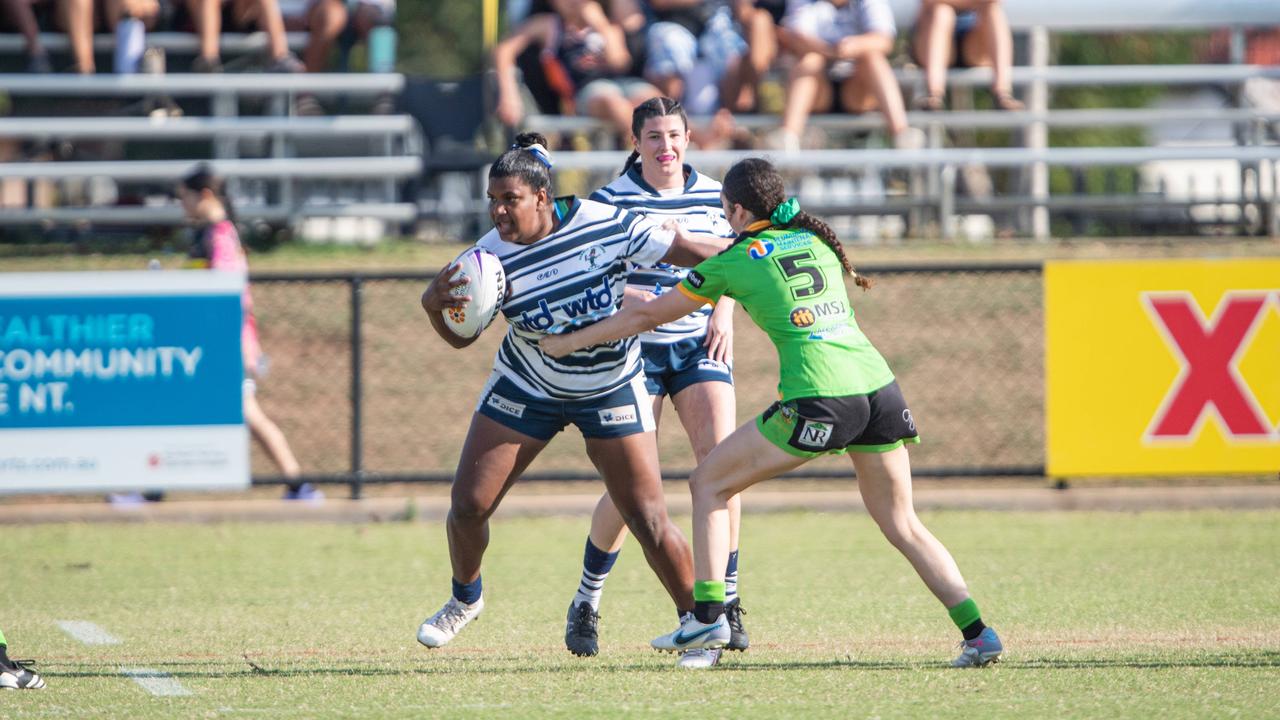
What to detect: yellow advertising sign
<box><xmin>1045</xmin><ymin>258</ymin><xmax>1280</xmax><ymax>476</ymax></box>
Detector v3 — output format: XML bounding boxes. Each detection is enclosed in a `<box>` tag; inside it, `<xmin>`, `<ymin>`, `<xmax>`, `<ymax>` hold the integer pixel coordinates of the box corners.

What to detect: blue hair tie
<box><xmin>512</xmin><ymin>142</ymin><xmax>555</xmax><ymax>170</ymax></box>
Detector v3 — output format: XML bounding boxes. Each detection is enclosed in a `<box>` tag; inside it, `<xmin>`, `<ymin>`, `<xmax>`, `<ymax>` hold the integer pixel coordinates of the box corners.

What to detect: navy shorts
<box><xmin>475</xmin><ymin>372</ymin><xmax>656</xmax><ymax>441</ymax></box>
<box><xmin>641</xmin><ymin>336</ymin><xmax>733</xmax><ymax>398</ymax></box>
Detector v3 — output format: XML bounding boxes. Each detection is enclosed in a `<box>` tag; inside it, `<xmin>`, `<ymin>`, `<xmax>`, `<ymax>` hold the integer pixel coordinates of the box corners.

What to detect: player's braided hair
<box><xmin>620</xmin><ymin>96</ymin><xmax>688</xmax><ymax>176</ymax></box>
<box><xmin>491</xmin><ymin>131</ymin><xmax>554</xmax><ymax>193</ymax></box>
<box><xmin>722</xmin><ymin>158</ymin><xmax>871</xmax><ymax>291</ymax></box>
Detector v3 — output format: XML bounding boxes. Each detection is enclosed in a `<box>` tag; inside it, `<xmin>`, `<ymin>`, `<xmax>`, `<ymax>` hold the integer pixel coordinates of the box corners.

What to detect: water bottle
<box><xmin>114</xmin><ymin>17</ymin><xmax>145</xmax><ymax>74</ymax></box>
<box><xmin>368</xmin><ymin>25</ymin><xmax>396</xmax><ymax>74</ymax></box>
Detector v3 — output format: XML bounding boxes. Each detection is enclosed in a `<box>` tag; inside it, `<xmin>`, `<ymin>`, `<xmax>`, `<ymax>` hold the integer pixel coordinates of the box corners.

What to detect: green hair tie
<box><xmin>770</xmin><ymin>197</ymin><xmax>800</xmax><ymax>225</ymax></box>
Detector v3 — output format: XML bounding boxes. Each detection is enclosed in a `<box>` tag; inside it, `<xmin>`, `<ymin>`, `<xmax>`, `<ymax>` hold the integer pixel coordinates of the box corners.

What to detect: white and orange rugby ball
<box><xmin>441</xmin><ymin>247</ymin><xmax>506</xmax><ymax>339</ymax></box>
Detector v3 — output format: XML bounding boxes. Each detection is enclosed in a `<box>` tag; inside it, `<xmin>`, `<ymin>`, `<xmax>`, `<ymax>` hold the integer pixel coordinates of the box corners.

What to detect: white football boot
<box><xmin>651</xmin><ymin>612</ymin><xmax>730</xmax><ymax>652</ymax></box>
<box><xmin>417</xmin><ymin>596</ymin><xmax>484</xmax><ymax>648</ymax></box>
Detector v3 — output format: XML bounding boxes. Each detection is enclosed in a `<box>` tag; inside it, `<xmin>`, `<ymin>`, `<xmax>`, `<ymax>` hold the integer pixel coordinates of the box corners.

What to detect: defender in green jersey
<box><xmin>542</xmin><ymin>158</ymin><xmax>1004</xmax><ymax>669</ymax></box>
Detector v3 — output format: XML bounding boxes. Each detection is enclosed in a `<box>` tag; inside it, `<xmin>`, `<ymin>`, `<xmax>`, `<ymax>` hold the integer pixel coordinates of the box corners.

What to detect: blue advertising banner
<box><xmin>0</xmin><ymin>272</ymin><xmax>250</xmax><ymax>493</ymax></box>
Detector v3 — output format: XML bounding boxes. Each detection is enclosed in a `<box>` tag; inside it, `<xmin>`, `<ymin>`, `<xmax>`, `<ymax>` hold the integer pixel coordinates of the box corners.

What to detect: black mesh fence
<box><xmin>249</xmin><ymin>263</ymin><xmax>1044</xmax><ymax>494</ymax></box>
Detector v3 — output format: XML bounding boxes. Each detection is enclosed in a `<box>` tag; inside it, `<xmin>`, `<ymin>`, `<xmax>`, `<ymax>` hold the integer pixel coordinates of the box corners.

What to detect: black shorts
<box><xmin>756</xmin><ymin>380</ymin><xmax>921</xmax><ymax>457</ymax></box>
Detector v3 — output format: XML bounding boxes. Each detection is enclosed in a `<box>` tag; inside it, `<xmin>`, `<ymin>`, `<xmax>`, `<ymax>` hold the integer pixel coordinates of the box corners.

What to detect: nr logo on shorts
<box><xmin>696</xmin><ymin>358</ymin><xmax>727</xmax><ymax>371</ymax></box>
<box><xmin>598</xmin><ymin>404</ymin><xmax>638</xmax><ymax>426</ymax></box>
<box><xmin>487</xmin><ymin>392</ymin><xmax>526</xmax><ymax>418</ymax></box>
<box><xmin>798</xmin><ymin>419</ymin><xmax>832</xmax><ymax>448</ymax></box>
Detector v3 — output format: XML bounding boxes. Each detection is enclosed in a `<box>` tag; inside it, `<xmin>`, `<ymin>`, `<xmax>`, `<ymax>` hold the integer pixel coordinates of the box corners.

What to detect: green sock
<box><xmin>948</xmin><ymin>598</ymin><xmax>982</xmax><ymax>630</ymax></box>
<box><xmin>0</xmin><ymin>627</ymin><xmax>6</xmax><ymax>647</ymax></box>
<box><xmin>693</xmin><ymin>580</ymin><xmax>726</xmax><ymax>603</ymax></box>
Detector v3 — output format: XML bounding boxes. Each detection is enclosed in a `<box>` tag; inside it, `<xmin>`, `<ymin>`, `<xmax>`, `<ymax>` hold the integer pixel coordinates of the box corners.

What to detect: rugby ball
<box><xmin>441</xmin><ymin>247</ymin><xmax>506</xmax><ymax>339</ymax></box>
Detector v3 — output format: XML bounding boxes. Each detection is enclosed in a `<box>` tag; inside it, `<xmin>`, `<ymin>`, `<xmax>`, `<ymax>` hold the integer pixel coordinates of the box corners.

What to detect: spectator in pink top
<box><xmin>179</xmin><ymin>164</ymin><xmax>320</xmax><ymax>501</ymax></box>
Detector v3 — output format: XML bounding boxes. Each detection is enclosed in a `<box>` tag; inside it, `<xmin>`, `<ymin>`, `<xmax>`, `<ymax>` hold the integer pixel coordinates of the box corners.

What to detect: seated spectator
<box><xmin>775</xmin><ymin>0</ymin><xmax>914</xmax><ymax>150</ymax></box>
<box><xmin>911</xmin><ymin>0</ymin><xmax>1022</xmax><ymax>111</ymax></box>
<box><xmin>721</xmin><ymin>0</ymin><xmax>786</xmax><ymax>112</ymax></box>
<box><xmin>1</xmin><ymin>0</ymin><xmax>53</xmax><ymax>71</ymax></box>
<box><xmin>182</xmin><ymin>0</ymin><xmax>304</xmax><ymax>72</ymax></box>
<box><xmin>278</xmin><ymin>0</ymin><xmax>393</xmax><ymax>73</ymax></box>
<box><xmin>494</xmin><ymin>0</ymin><xmax>658</xmax><ymax>138</ymax></box>
<box><xmin>644</xmin><ymin>0</ymin><xmax>746</xmax><ymax>115</ymax></box>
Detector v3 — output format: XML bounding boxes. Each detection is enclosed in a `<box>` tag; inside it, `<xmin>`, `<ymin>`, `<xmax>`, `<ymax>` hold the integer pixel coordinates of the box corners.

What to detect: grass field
<box><xmin>5</xmin><ymin>509</ymin><xmax>1278</xmax><ymax>718</ymax></box>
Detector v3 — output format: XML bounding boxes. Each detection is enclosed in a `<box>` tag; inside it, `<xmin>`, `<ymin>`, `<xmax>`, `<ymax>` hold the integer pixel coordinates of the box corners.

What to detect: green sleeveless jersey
<box><xmin>677</xmin><ymin>226</ymin><xmax>894</xmax><ymax>401</ymax></box>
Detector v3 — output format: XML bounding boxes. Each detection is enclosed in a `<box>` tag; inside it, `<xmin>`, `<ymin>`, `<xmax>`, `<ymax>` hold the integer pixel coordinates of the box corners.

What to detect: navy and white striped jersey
<box><xmin>476</xmin><ymin>196</ymin><xmax>674</xmax><ymax>400</ymax></box>
<box><xmin>590</xmin><ymin>163</ymin><xmax>735</xmax><ymax>344</ymax></box>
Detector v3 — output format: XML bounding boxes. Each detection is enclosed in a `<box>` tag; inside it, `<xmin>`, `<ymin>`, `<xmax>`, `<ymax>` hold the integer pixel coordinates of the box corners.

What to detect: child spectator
<box><xmin>643</xmin><ymin>0</ymin><xmax>747</xmax><ymax>114</ymax></box>
<box><xmin>181</xmin><ymin>0</ymin><xmax>304</xmax><ymax>72</ymax></box>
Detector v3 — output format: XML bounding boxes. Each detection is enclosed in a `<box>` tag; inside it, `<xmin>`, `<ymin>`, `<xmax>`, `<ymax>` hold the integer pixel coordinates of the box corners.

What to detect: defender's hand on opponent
<box><xmin>540</xmin><ymin>333</ymin><xmax>577</xmax><ymax>358</ymax></box>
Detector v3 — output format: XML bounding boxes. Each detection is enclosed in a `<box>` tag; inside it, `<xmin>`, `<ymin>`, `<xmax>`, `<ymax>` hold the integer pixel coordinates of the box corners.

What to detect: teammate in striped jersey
<box><xmin>562</xmin><ymin>98</ymin><xmax>747</xmax><ymax>669</ymax></box>
<box><xmin>415</xmin><ymin>132</ymin><xmax>730</xmax><ymax>650</ymax></box>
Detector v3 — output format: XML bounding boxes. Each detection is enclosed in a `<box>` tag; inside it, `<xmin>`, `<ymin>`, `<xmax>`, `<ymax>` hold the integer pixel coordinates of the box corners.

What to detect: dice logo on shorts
<box><xmin>598</xmin><ymin>404</ymin><xmax>639</xmax><ymax>426</ymax></box>
<box><xmin>798</xmin><ymin>419</ymin><xmax>832</xmax><ymax>448</ymax></box>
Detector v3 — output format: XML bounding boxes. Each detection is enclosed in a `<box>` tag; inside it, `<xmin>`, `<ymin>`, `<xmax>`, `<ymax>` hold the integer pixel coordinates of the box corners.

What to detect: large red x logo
<box><xmin>1144</xmin><ymin>293</ymin><xmax>1273</xmax><ymax>440</ymax></box>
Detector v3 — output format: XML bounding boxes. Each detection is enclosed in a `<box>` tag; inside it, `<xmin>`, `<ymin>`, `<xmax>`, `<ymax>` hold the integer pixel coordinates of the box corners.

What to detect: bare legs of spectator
<box><xmin>186</xmin><ymin>0</ymin><xmax>301</xmax><ymax>72</ymax></box>
<box><xmin>1</xmin><ymin>0</ymin><xmax>51</xmax><ymax>71</ymax></box>
<box><xmin>103</xmin><ymin>0</ymin><xmax>159</xmax><ymax>29</ymax></box>
<box><xmin>840</xmin><ymin>51</ymin><xmax>910</xmax><ymax>140</ymax></box>
<box><xmin>186</xmin><ymin>0</ymin><xmax>223</xmax><ymax>70</ymax></box>
<box><xmin>778</xmin><ymin>50</ymin><xmax>827</xmax><ymax>150</ymax></box>
<box><xmin>586</xmin><ymin>86</ymin><xmax>660</xmax><ymax>140</ymax></box>
<box><xmin>722</xmin><ymin>3</ymin><xmax>777</xmax><ymax>112</ymax></box>
<box><xmin>243</xmin><ymin>392</ymin><xmax>301</xmax><ymax>480</ymax></box>
<box><xmin>57</xmin><ymin>0</ymin><xmax>95</xmax><ymax>73</ymax></box>
<box><xmin>299</xmin><ymin>0</ymin><xmax>346</xmax><ymax>72</ymax></box>
<box><xmin>780</xmin><ymin>49</ymin><xmax>909</xmax><ymax>150</ymax></box>
<box><xmin>914</xmin><ymin>0</ymin><xmax>1021</xmax><ymax>110</ymax></box>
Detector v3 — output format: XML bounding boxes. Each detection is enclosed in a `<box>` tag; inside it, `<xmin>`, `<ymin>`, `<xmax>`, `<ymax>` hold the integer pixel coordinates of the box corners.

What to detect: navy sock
<box><xmin>725</xmin><ymin>550</ymin><xmax>740</xmax><ymax>603</ymax></box>
<box><xmin>452</xmin><ymin>576</ymin><xmax>482</xmax><ymax>605</ymax></box>
<box><xmin>583</xmin><ymin>539</ymin><xmax>620</xmax><ymax>576</ymax></box>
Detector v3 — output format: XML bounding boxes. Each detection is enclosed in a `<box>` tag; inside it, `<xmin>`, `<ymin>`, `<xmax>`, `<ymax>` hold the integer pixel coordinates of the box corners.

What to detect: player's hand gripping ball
<box><xmin>440</xmin><ymin>248</ymin><xmax>506</xmax><ymax>339</ymax></box>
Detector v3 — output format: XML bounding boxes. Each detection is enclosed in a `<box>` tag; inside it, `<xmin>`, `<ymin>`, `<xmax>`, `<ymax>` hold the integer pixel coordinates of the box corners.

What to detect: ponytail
<box><xmin>788</xmin><ymin>212</ymin><xmax>871</xmax><ymax>290</ymax></box>
<box><xmin>619</xmin><ymin>149</ymin><xmax>640</xmax><ymax>177</ymax></box>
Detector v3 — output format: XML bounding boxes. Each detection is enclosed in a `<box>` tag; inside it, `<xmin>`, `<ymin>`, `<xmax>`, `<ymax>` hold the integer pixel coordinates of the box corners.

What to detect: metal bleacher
<box><xmin>520</xmin><ymin>0</ymin><xmax>1280</xmax><ymax>239</ymax></box>
<box><xmin>0</xmin><ymin>32</ymin><xmax>422</xmax><ymax>237</ymax></box>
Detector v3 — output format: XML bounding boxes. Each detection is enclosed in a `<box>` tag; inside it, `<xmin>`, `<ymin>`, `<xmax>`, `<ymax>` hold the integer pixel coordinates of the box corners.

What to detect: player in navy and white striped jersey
<box><xmin>563</xmin><ymin>98</ymin><xmax>749</xmax><ymax>669</ymax></box>
<box><xmin>416</xmin><ymin>132</ymin><xmax>730</xmax><ymax>651</ymax></box>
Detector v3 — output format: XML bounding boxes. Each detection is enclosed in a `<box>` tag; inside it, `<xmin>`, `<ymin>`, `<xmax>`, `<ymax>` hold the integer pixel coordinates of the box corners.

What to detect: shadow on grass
<box><xmin>37</xmin><ymin>650</ymin><xmax>1280</xmax><ymax>679</ymax></box>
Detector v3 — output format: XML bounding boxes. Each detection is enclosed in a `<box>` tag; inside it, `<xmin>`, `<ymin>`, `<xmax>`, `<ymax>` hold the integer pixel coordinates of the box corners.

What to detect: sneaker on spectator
<box><xmin>283</xmin><ymin>483</ymin><xmax>324</xmax><ymax>501</ymax></box>
<box><xmin>265</xmin><ymin>53</ymin><xmax>305</xmax><ymax>74</ymax></box>
<box><xmin>893</xmin><ymin>127</ymin><xmax>926</xmax><ymax>150</ymax></box>
<box><xmin>27</xmin><ymin>53</ymin><xmax>52</xmax><ymax>74</ymax></box>
<box><xmin>191</xmin><ymin>55</ymin><xmax>223</xmax><ymax>73</ymax></box>
<box><xmin>294</xmin><ymin>93</ymin><xmax>324</xmax><ymax>116</ymax></box>
<box><xmin>371</xmin><ymin>92</ymin><xmax>395</xmax><ymax>115</ymax></box>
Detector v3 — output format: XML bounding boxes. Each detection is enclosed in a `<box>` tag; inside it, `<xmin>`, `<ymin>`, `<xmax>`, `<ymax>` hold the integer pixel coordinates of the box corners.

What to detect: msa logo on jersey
<box><xmin>487</xmin><ymin>392</ymin><xmax>526</xmax><ymax>418</ymax></box>
<box><xmin>515</xmin><ymin>279</ymin><xmax>615</xmax><ymax>331</ymax></box>
<box><xmin>790</xmin><ymin>299</ymin><xmax>847</xmax><ymax>328</ymax></box>
<box><xmin>798</xmin><ymin>420</ymin><xmax>832</xmax><ymax>448</ymax></box>
<box><xmin>598</xmin><ymin>404</ymin><xmax>638</xmax><ymax>426</ymax></box>
<box><xmin>748</xmin><ymin>238</ymin><xmax>774</xmax><ymax>259</ymax></box>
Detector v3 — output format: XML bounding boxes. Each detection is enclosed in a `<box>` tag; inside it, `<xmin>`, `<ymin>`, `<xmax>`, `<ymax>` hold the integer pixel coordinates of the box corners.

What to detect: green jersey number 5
<box><xmin>775</xmin><ymin>250</ymin><xmax>827</xmax><ymax>300</ymax></box>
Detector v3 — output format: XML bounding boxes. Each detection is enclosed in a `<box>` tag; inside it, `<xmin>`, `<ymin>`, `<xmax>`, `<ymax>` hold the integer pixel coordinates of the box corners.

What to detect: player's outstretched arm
<box><xmin>658</xmin><ymin>222</ymin><xmax>732</xmax><ymax>267</ymax></box>
<box><xmin>421</xmin><ymin>263</ymin><xmax>481</xmax><ymax>349</ymax></box>
<box><xmin>541</xmin><ymin>290</ymin><xmax>703</xmax><ymax>358</ymax></box>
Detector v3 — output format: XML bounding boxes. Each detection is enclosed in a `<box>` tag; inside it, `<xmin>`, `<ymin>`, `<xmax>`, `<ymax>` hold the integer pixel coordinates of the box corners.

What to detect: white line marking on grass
<box><xmin>121</xmin><ymin>667</ymin><xmax>192</xmax><ymax>697</ymax></box>
<box><xmin>57</xmin><ymin>620</ymin><xmax>121</xmax><ymax>645</ymax></box>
